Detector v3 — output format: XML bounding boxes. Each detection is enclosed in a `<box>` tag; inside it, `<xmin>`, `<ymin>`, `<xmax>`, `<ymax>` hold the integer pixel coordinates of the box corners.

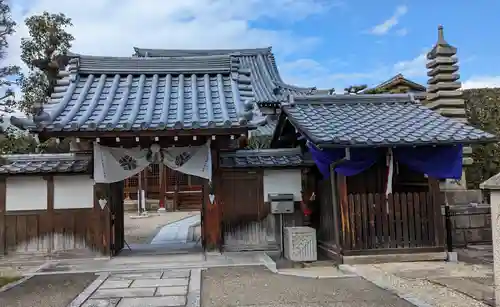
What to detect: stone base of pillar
<box><xmin>439</xmin><ymin>170</ymin><xmax>468</xmax><ymax>191</ymax></box>
<box><xmin>447</xmin><ymin>251</ymin><xmax>458</xmax><ymax>262</ymax></box>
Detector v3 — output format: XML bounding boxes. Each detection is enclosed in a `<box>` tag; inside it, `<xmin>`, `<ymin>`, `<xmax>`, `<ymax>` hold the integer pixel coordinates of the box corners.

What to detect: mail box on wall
<box><xmin>269</xmin><ymin>193</ymin><xmax>294</xmax><ymax>214</ymax></box>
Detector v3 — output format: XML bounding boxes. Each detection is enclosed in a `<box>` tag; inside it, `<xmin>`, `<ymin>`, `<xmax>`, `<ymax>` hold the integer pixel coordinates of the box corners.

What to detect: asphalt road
<box><xmin>201</xmin><ymin>266</ymin><xmax>415</xmax><ymax>307</ymax></box>
<box><xmin>0</xmin><ymin>273</ymin><xmax>96</xmax><ymax>307</ymax></box>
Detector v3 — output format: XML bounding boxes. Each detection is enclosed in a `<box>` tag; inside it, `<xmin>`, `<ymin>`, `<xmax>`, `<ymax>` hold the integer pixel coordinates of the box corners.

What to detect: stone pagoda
<box><xmin>426</xmin><ymin>25</ymin><xmax>471</xmax><ymax>189</ymax></box>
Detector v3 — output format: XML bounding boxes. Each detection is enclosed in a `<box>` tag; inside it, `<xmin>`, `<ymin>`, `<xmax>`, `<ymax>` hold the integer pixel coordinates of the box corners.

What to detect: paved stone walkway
<box><xmin>342</xmin><ymin>262</ymin><xmax>493</xmax><ymax>307</ymax></box>
<box><xmin>150</xmin><ymin>215</ymin><xmax>201</xmax><ymax>245</ymax></box>
<box><xmin>69</xmin><ymin>269</ymin><xmax>200</xmax><ymax>307</ymax></box>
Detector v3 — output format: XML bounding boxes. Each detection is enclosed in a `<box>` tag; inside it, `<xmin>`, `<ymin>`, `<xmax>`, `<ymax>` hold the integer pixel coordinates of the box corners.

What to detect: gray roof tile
<box><xmin>133</xmin><ymin>47</ymin><xmax>274</xmax><ymax>57</ymax></box>
<box><xmin>249</xmin><ymin>116</ymin><xmax>278</xmax><ymax>137</ymax></box>
<box><xmin>282</xmin><ymin>94</ymin><xmax>496</xmax><ymax>147</ymax></box>
<box><xmin>0</xmin><ymin>153</ymin><xmax>90</xmax><ymax>174</ymax></box>
<box><xmin>21</xmin><ymin>47</ymin><xmax>336</xmax><ymax>132</ymax></box>
<box><xmin>75</xmin><ymin>54</ymin><xmax>232</xmax><ymax>74</ymax></box>
<box><xmin>219</xmin><ymin>148</ymin><xmax>311</xmax><ymax>168</ymax></box>
<box><xmin>34</xmin><ymin>54</ymin><xmax>260</xmax><ymax>132</ymax></box>
<box><xmin>133</xmin><ymin>47</ymin><xmax>334</xmax><ymax>105</ymax></box>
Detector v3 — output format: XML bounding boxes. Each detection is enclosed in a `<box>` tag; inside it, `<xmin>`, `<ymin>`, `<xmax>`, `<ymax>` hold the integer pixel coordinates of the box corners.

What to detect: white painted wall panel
<box><xmin>263</xmin><ymin>169</ymin><xmax>302</xmax><ymax>202</ymax></box>
<box><xmin>54</xmin><ymin>175</ymin><xmax>94</xmax><ymax>209</ymax></box>
<box><xmin>6</xmin><ymin>177</ymin><xmax>47</xmax><ymax>211</ymax></box>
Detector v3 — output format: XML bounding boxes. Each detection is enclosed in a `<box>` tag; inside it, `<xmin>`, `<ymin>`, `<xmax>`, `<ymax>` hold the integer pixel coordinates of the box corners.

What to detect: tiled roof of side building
<box><xmin>249</xmin><ymin>115</ymin><xmax>278</xmax><ymax>138</ymax></box>
<box><xmin>219</xmin><ymin>148</ymin><xmax>312</xmax><ymax>168</ymax></box>
<box><xmin>23</xmin><ymin>54</ymin><xmax>265</xmax><ymax>132</ymax></box>
<box><xmin>282</xmin><ymin>94</ymin><xmax>496</xmax><ymax>147</ymax></box>
<box><xmin>0</xmin><ymin>153</ymin><xmax>91</xmax><ymax>174</ymax></box>
<box><xmin>133</xmin><ymin>47</ymin><xmax>334</xmax><ymax>105</ymax></box>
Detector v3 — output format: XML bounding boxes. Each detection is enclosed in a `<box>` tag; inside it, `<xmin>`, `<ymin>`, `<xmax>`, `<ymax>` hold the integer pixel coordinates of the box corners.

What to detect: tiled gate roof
<box><xmin>219</xmin><ymin>148</ymin><xmax>312</xmax><ymax>168</ymax></box>
<box><xmin>0</xmin><ymin>153</ymin><xmax>90</xmax><ymax>174</ymax></box>
<box><xmin>133</xmin><ymin>47</ymin><xmax>334</xmax><ymax>105</ymax></box>
<box><xmin>25</xmin><ymin>54</ymin><xmax>263</xmax><ymax>132</ymax></box>
<box><xmin>11</xmin><ymin>47</ymin><xmax>333</xmax><ymax>134</ymax></box>
<box><xmin>282</xmin><ymin>94</ymin><xmax>496</xmax><ymax>147</ymax></box>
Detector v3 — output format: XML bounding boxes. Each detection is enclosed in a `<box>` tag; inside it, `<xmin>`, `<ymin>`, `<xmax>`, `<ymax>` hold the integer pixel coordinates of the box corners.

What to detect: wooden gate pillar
<box><xmin>203</xmin><ymin>148</ymin><xmax>222</xmax><ymax>251</ymax></box>
<box><xmin>0</xmin><ymin>178</ymin><xmax>5</xmax><ymax>255</ymax></box>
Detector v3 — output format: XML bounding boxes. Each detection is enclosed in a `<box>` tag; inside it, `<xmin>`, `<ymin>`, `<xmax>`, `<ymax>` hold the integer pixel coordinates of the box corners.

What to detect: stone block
<box><xmin>445</xmin><ymin>190</ymin><xmax>482</xmax><ymax>206</ymax></box>
<box><xmin>469</xmin><ymin>215</ymin><xmax>486</xmax><ymax>228</ymax></box>
<box><xmin>453</xmin><ymin>229</ymin><xmax>466</xmax><ymax>246</ymax></box>
<box><xmin>100</xmin><ymin>280</ymin><xmax>132</xmax><ymax>289</ymax></box>
<box><xmin>93</xmin><ymin>288</ymin><xmax>156</xmax><ymax>299</ymax></box>
<box><xmin>479</xmin><ymin>229</ymin><xmax>492</xmax><ymax>242</ymax></box>
<box><xmin>82</xmin><ymin>298</ymin><xmax>120</xmax><ymax>307</ymax></box>
<box><xmin>117</xmin><ymin>296</ymin><xmax>186</xmax><ymax>307</ymax></box>
<box><xmin>108</xmin><ymin>272</ymin><xmax>162</xmax><ymax>280</ymax></box>
<box><xmin>485</xmin><ymin>214</ymin><xmax>492</xmax><ymax>227</ymax></box>
<box><xmin>155</xmin><ymin>286</ymin><xmax>188</xmax><ymax>296</ymax></box>
<box><xmin>453</xmin><ymin>215</ymin><xmax>470</xmax><ymax>228</ymax></box>
<box><xmin>161</xmin><ymin>270</ymin><xmax>190</xmax><ymax>278</ymax></box>
<box><xmin>130</xmin><ymin>278</ymin><xmax>188</xmax><ymax>288</ymax></box>
<box><xmin>465</xmin><ymin>229</ymin><xmax>483</xmax><ymax>244</ymax></box>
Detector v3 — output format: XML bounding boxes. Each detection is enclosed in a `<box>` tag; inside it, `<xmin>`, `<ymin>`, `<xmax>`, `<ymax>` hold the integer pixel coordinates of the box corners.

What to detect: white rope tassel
<box><xmin>385</xmin><ymin>148</ymin><xmax>394</xmax><ymax>213</ymax></box>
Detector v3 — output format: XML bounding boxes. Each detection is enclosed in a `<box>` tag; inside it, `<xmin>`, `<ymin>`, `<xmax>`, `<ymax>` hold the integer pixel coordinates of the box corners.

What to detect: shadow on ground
<box><xmin>0</xmin><ymin>273</ymin><xmax>96</xmax><ymax>307</ymax></box>
<box><xmin>201</xmin><ymin>266</ymin><xmax>415</xmax><ymax>307</ymax></box>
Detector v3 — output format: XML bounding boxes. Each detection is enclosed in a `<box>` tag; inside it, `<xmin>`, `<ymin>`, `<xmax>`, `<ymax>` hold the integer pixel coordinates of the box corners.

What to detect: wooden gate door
<box><xmin>220</xmin><ymin>171</ymin><xmax>277</xmax><ymax>251</ymax></box>
<box><xmin>109</xmin><ymin>181</ymin><xmax>125</xmax><ymax>256</ymax></box>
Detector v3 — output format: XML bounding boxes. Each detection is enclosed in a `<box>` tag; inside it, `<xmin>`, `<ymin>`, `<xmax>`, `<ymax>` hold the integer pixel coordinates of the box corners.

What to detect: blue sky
<box><xmin>6</xmin><ymin>0</ymin><xmax>500</xmax><ymax>93</ymax></box>
<box><xmin>267</xmin><ymin>0</ymin><xmax>500</xmax><ymax>89</ymax></box>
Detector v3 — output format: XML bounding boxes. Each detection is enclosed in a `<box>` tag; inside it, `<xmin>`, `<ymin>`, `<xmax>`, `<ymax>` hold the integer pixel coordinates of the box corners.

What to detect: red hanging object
<box><xmin>300</xmin><ymin>200</ymin><xmax>312</xmax><ymax>216</ymax></box>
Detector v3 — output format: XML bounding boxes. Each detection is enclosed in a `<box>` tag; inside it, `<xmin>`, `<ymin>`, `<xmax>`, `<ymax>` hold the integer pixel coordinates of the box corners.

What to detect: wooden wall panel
<box><xmin>0</xmin><ymin>175</ymin><xmax>110</xmax><ymax>257</ymax></box>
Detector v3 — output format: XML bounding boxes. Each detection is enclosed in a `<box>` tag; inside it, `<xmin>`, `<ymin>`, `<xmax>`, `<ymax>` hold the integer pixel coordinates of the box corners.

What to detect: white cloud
<box><xmin>369</xmin><ymin>5</ymin><xmax>408</xmax><ymax>36</ymax></box>
<box><xmin>392</xmin><ymin>52</ymin><xmax>427</xmax><ymax>78</ymax></box>
<box><xmin>279</xmin><ymin>58</ymin><xmax>385</xmax><ymax>91</ymax></box>
<box><xmin>462</xmin><ymin>76</ymin><xmax>500</xmax><ymax>89</ymax></box>
<box><xmin>2</xmin><ymin>0</ymin><xmax>333</xmax><ymax>112</ymax></box>
<box><xmin>279</xmin><ymin>49</ymin><xmax>431</xmax><ymax>91</ymax></box>
<box><xmin>395</xmin><ymin>28</ymin><xmax>408</xmax><ymax>37</ymax></box>
<box><xmin>5</xmin><ymin>0</ymin><xmax>330</xmax><ymax>77</ymax></box>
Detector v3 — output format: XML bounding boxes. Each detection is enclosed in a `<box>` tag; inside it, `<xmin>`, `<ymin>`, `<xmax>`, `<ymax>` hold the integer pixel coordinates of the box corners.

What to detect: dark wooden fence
<box><xmin>343</xmin><ymin>192</ymin><xmax>444</xmax><ymax>251</ymax></box>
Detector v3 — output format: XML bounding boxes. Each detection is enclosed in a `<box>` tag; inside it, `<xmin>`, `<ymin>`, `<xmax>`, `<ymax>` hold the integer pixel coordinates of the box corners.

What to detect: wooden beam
<box><xmin>45</xmin><ymin>176</ymin><xmax>54</xmax><ymax>251</ymax></box>
<box><xmin>39</xmin><ymin>127</ymin><xmax>249</xmax><ymax>139</ymax></box>
<box><xmin>159</xmin><ymin>164</ymin><xmax>166</xmax><ymax>211</ymax></box>
<box><xmin>329</xmin><ymin>166</ymin><xmax>341</xmax><ymax>249</ymax></box>
<box><xmin>337</xmin><ymin>173</ymin><xmax>350</xmax><ymax>251</ymax></box>
<box><xmin>0</xmin><ymin>178</ymin><xmax>5</xmax><ymax>255</ymax></box>
<box><xmin>428</xmin><ymin>177</ymin><xmax>444</xmax><ymax>247</ymax></box>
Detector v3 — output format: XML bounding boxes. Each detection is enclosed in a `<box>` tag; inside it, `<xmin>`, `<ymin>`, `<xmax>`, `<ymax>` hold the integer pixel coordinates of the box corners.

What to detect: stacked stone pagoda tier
<box><xmin>426</xmin><ymin>25</ymin><xmax>472</xmax><ymax>166</ymax></box>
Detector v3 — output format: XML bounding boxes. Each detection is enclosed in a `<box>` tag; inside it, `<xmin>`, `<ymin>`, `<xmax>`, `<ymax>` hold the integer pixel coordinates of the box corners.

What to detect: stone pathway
<box><xmin>342</xmin><ymin>261</ymin><xmax>493</xmax><ymax>307</ymax></box>
<box><xmin>457</xmin><ymin>244</ymin><xmax>494</xmax><ymax>265</ymax></box>
<box><xmin>69</xmin><ymin>269</ymin><xmax>200</xmax><ymax>307</ymax></box>
<box><xmin>150</xmin><ymin>215</ymin><xmax>201</xmax><ymax>245</ymax></box>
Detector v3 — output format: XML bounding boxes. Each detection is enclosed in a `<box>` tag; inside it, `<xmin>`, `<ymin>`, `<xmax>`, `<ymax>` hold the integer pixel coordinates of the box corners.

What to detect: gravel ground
<box><xmin>124</xmin><ymin>211</ymin><xmax>199</xmax><ymax>244</ymax></box>
<box><xmin>0</xmin><ymin>273</ymin><xmax>96</xmax><ymax>307</ymax></box>
<box><xmin>348</xmin><ymin>262</ymin><xmax>492</xmax><ymax>307</ymax></box>
<box><xmin>201</xmin><ymin>266</ymin><xmax>415</xmax><ymax>307</ymax></box>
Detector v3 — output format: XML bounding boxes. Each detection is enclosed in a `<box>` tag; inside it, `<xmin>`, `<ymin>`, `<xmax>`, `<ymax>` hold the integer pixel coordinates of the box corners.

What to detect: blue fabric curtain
<box><xmin>307</xmin><ymin>143</ymin><xmax>382</xmax><ymax>178</ymax></box>
<box><xmin>307</xmin><ymin>142</ymin><xmax>463</xmax><ymax>180</ymax></box>
<box><xmin>393</xmin><ymin>145</ymin><xmax>463</xmax><ymax>180</ymax></box>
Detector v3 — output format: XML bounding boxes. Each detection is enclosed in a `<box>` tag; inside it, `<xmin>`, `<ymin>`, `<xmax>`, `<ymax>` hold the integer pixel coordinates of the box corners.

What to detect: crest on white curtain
<box><xmin>94</xmin><ymin>144</ymin><xmax>150</xmax><ymax>184</ymax></box>
<box><xmin>94</xmin><ymin>140</ymin><xmax>212</xmax><ymax>184</ymax></box>
<box><xmin>146</xmin><ymin>144</ymin><xmax>164</xmax><ymax>164</ymax></box>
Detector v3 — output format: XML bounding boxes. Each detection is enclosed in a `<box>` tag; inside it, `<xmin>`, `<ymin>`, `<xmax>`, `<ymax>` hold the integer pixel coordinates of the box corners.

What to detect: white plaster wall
<box><xmin>54</xmin><ymin>175</ymin><xmax>94</xmax><ymax>209</ymax></box>
<box><xmin>6</xmin><ymin>177</ymin><xmax>47</xmax><ymax>211</ymax></box>
<box><xmin>263</xmin><ymin>169</ymin><xmax>302</xmax><ymax>202</ymax></box>
<box><xmin>12</xmin><ymin>233</ymin><xmax>100</xmax><ymax>257</ymax></box>
<box><xmin>490</xmin><ymin>191</ymin><xmax>500</xmax><ymax>306</ymax></box>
